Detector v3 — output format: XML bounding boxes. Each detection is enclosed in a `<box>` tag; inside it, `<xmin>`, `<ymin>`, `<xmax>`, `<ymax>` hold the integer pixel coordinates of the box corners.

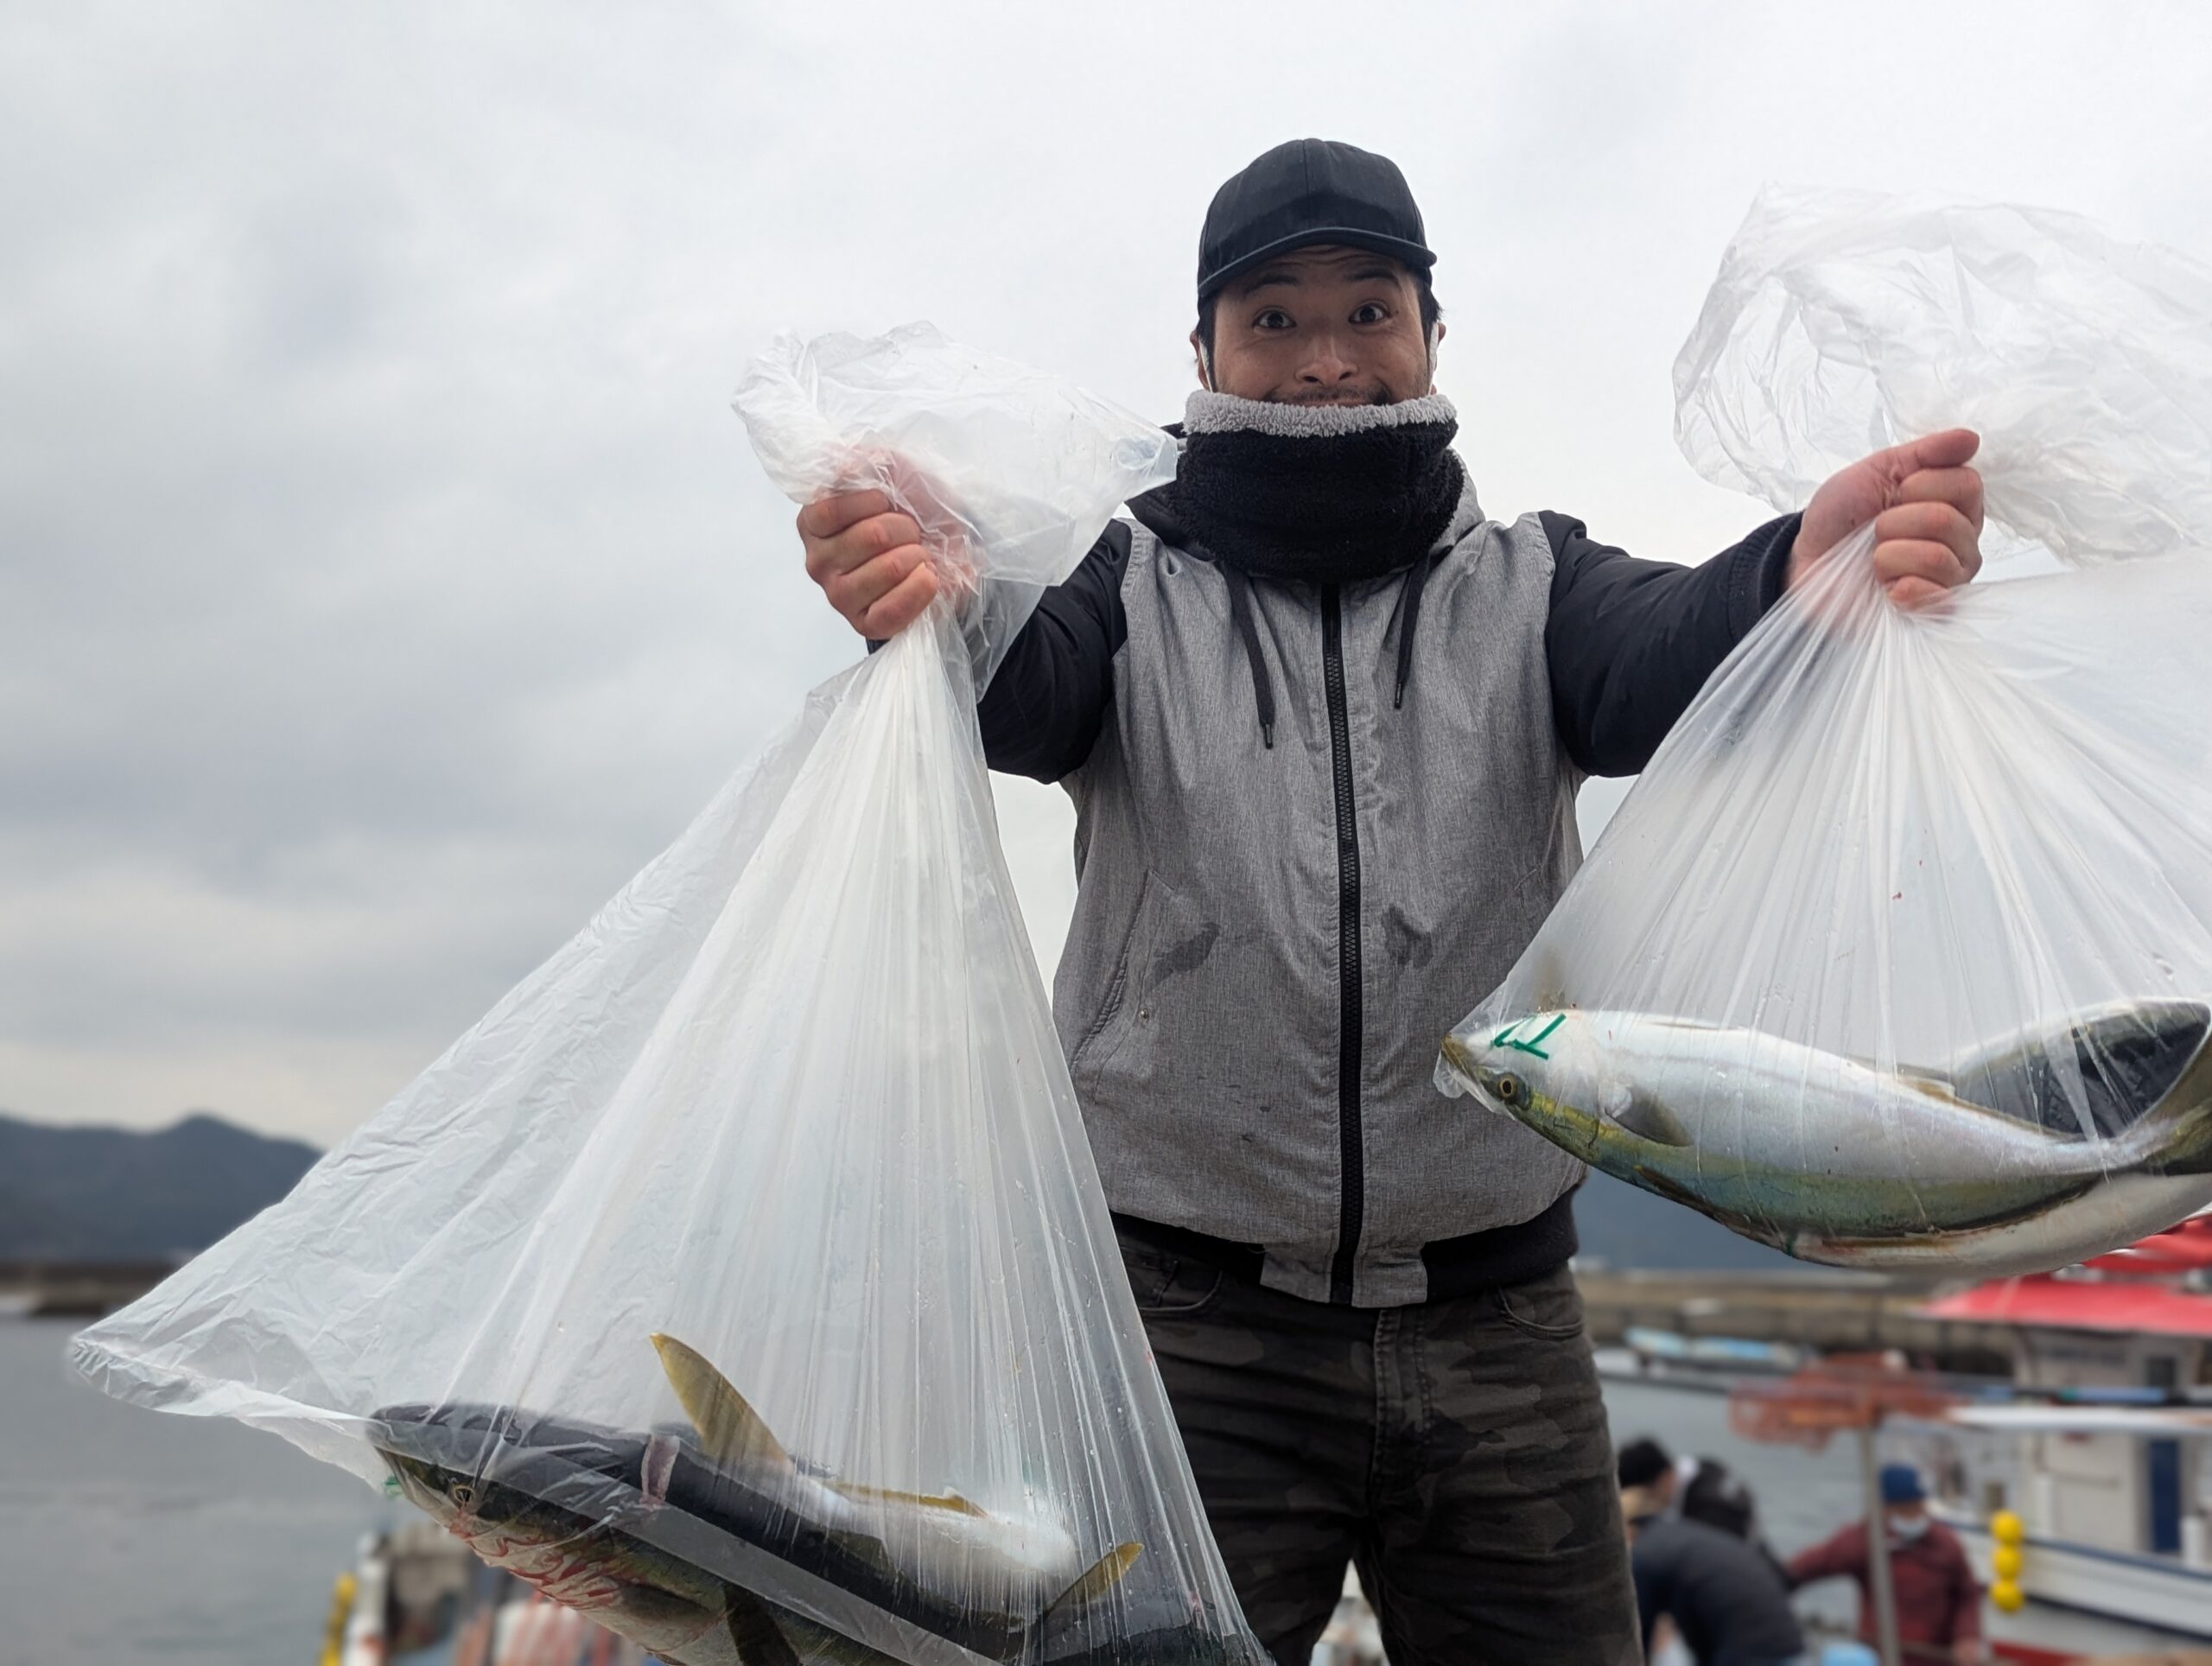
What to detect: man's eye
<box><xmin>1252</xmin><ymin>309</ymin><xmax>1293</xmax><ymax>330</ymax></box>
<box><xmin>1351</xmin><ymin>302</ymin><xmax>1389</xmax><ymax>325</ymax></box>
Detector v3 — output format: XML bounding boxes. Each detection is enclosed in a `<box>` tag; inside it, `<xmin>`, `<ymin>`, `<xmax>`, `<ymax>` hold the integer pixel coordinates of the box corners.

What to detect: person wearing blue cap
<box><xmin>1789</xmin><ymin>1465</ymin><xmax>1986</xmax><ymax>1663</ymax></box>
<box><xmin>797</xmin><ymin>139</ymin><xmax>1986</xmax><ymax>1663</ymax></box>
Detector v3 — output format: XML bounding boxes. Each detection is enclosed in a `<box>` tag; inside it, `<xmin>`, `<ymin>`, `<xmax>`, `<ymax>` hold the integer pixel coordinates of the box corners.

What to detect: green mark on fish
<box><xmin>1490</xmin><ymin>1013</ymin><xmax>1566</xmax><ymax>1059</ymax></box>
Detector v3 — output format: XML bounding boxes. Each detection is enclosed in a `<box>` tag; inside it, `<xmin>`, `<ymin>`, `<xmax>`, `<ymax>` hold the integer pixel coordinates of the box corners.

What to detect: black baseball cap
<box><xmin>1197</xmin><ymin>138</ymin><xmax>1436</xmax><ymax>305</ymax></box>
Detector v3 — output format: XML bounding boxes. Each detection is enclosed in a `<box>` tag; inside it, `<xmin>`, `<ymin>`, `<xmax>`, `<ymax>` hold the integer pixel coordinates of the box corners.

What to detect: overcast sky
<box><xmin>7</xmin><ymin>1</ymin><xmax>2212</xmax><ymax>1144</ymax></box>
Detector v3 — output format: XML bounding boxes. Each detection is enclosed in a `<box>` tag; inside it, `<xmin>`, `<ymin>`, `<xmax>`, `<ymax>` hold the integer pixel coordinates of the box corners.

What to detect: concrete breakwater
<box><xmin>5</xmin><ymin>1256</ymin><xmax>2017</xmax><ymax>1367</ymax></box>
<box><xmin>0</xmin><ymin>1258</ymin><xmax>173</xmax><ymax>1318</ymax></box>
<box><xmin>1575</xmin><ymin>1266</ymin><xmax>2016</xmax><ymax>1375</ymax></box>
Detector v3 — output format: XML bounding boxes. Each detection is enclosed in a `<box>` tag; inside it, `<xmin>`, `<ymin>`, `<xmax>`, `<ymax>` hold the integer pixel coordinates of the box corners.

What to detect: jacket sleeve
<box><xmin>973</xmin><ymin>520</ymin><xmax>1132</xmax><ymax>783</ymax></box>
<box><xmin>1542</xmin><ymin>510</ymin><xmax>1801</xmax><ymax>777</ymax></box>
<box><xmin>1785</xmin><ymin>1523</ymin><xmax>1868</xmax><ymax>1589</ymax></box>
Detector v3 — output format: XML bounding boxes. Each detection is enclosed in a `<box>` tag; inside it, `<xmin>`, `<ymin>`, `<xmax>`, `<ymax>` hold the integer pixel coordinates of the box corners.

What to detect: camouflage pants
<box><xmin>1121</xmin><ymin>1237</ymin><xmax>1639</xmax><ymax>1666</ymax></box>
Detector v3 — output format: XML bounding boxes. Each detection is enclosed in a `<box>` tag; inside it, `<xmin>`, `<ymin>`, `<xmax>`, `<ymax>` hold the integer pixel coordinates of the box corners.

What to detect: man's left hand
<box><xmin>1789</xmin><ymin>428</ymin><xmax>1985</xmax><ymax>607</ymax></box>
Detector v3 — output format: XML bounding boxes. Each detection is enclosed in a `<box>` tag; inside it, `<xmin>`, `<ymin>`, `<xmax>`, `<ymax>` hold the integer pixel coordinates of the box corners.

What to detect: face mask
<box><xmin>1890</xmin><ymin>1515</ymin><xmax>1929</xmax><ymax>1542</ymax></box>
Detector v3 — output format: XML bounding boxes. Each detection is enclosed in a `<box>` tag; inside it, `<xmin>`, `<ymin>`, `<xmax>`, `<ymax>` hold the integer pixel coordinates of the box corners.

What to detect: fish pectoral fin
<box><xmin>1037</xmin><ymin>1542</ymin><xmax>1143</xmax><ymax>1626</ymax></box>
<box><xmin>1611</xmin><ymin>1091</ymin><xmax>1693</xmax><ymax>1148</ymax></box>
<box><xmin>722</xmin><ymin>1584</ymin><xmax>804</xmax><ymax>1666</ymax></box>
<box><xmin>651</xmin><ymin>1332</ymin><xmax>794</xmax><ymax>1474</ymax></box>
<box><xmin>833</xmin><ymin>1483</ymin><xmax>988</xmax><ymax>1517</ymax></box>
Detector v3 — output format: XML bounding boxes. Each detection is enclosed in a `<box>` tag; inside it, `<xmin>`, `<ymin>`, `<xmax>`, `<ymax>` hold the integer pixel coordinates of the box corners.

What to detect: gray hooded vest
<box><xmin>970</xmin><ymin>394</ymin><xmax>1796</xmax><ymax>1308</ymax></box>
<box><xmin>1052</xmin><ymin>480</ymin><xmax>1589</xmax><ymax>1308</ymax></box>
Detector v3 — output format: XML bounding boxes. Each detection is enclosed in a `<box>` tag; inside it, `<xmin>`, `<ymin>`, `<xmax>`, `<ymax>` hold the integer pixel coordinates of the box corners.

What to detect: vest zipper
<box><xmin>1321</xmin><ymin>586</ymin><xmax>1365</xmax><ymax>1306</ymax></box>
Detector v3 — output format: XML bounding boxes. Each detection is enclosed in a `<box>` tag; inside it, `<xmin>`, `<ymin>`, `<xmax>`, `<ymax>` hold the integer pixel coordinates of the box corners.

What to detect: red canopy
<box><xmin>1917</xmin><ymin>1218</ymin><xmax>2212</xmax><ymax>1338</ymax></box>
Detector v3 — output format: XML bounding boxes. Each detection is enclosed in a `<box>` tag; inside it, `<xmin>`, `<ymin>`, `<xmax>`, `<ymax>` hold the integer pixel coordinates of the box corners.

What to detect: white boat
<box><xmin>1942</xmin><ymin>1491</ymin><xmax>2212</xmax><ymax>1642</ymax></box>
<box><xmin>1907</xmin><ymin>1217</ymin><xmax>2212</xmax><ymax>1641</ymax></box>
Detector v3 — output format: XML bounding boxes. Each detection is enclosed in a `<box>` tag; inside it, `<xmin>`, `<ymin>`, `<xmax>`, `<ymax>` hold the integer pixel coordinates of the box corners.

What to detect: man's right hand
<box><xmin>798</xmin><ymin>489</ymin><xmax>942</xmax><ymax>639</ymax></box>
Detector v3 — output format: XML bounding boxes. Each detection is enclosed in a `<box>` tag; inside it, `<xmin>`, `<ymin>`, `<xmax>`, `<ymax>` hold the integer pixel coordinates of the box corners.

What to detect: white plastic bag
<box><xmin>1674</xmin><ymin>184</ymin><xmax>2212</xmax><ymax>569</ymax></box>
<box><xmin>1440</xmin><ymin>191</ymin><xmax>2212</xmax><ymax>1277</ymax></box>
<box><xmin>74</xmin><ymin>325</ymin><xmax>1265</xmax><ymax>1664</ymax></box>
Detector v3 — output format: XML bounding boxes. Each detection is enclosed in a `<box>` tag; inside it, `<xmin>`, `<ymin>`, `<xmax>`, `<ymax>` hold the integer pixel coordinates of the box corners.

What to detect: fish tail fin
<box><xmin>2120</xmin><ymin>1024</ymin><xmax>2212</xmax><ymax>1177</ymax></box>
<box><xmin>650</xmin><ymin>1332</ymin><xmax>793</xmax><ymax>1472</ymax></box>
<box><xmin>1039</xmin><ymin>1542</ymin><xmax>1143</xmax><ymax>1627</ymax></box>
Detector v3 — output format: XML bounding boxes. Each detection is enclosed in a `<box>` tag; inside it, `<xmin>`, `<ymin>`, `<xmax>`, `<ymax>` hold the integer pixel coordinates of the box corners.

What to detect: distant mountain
<box><xmin>0</xmin><ymin>1111</ymin><xmax>321</xmax><ymax>1262</ymax></box>
<box><xmin>1572</xmin><ymin>1168</ymin><xmax>1803</xmax><ymax>1272</ymax></box>
<box><xmin>0</xmin><ymin>1107</ymin><xmax>1794</xmax><ymax>1274</ymax></box>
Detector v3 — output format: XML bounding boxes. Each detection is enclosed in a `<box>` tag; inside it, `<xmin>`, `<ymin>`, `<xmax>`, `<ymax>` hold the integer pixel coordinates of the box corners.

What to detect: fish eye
<box><xmin>1493</xmin><ymin>1073</ymin><xmax>1523</xmax><ymax>1104</ymax></box>
<box><xmin>450</xmin><ymin>1483</ymin><xmax>476</xmax><ymax>1508</ymax></box>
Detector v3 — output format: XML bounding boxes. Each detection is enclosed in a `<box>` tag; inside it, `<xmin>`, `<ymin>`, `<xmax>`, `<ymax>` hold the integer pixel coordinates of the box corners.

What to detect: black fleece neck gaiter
<box><xmin>1128</xmin><ymin>390</ymin><xmax>1471</xmax><ymax>748</ymax></box>
<box><xmin>1137</xmin><ymin>390</ymin><xmax>1466</xmax><ymax>582</ymax></box>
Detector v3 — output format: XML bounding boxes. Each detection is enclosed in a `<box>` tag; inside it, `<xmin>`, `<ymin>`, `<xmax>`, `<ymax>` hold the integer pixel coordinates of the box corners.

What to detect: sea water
<box><xmin>0</xmin><ymin>1318</ymin><xmax>391</xmax><ymax>1661</ymax></box>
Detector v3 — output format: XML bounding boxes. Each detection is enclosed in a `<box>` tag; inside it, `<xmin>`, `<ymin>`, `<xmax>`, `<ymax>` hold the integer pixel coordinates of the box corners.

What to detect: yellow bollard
<box><xmin>1992</xmin><ymin>1543</ymin><xmax>2022</xmax><ymax>1580</ymax></box>
<box><xmin>1991</xmin><ymin>1578</ymin><xmax>2025</xmax><ymax>1613</ymax></box>
<box><xmin>1990</xmin><ymin>1510</ymin><xmax>2024</xmax><ymax>1546</ymax></box>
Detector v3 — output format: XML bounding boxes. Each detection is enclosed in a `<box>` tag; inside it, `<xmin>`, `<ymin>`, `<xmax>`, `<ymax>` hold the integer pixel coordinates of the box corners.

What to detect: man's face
<box><xmin>1198</xmin><ymin>245</ymin><xmax>1436</xmax><ymax>405</ymax></box>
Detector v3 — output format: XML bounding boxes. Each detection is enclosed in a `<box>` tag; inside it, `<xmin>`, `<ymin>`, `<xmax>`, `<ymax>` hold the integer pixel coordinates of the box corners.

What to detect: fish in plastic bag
<box><xmin>73</xmin><ymin>324</ymin><xmax>1268</xmax><ymax>1665</ymax></box>
<box><xmin>1438</xmin><ymin>188</ymin><xmax>2212</xmax><ymax>1276</ymax></box>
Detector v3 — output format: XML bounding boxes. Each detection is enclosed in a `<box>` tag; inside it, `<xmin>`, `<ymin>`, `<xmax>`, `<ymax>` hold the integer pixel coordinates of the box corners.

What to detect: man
<box><xmin>1789</xmin><ymin>1464</ymin><xmax>1986</xmax><ymax>1665</ymax></box>
<box><xmin>798</xmin><ymin>139</ymin><xmax>1983</xmax><ymax>1663</ymax></box>
<box><xmin>1624</xmin><ymin>1437</ymin><xmax>1783</xmax><ymax>1559</ymax></box>
<box><xmin>1682</xmin><ymin>1460</ymin><xmax>1764</xmax><ymax>1545</ymax></box>
<box><xmin>1621</xmin><ymin>1445</ymin><xmax>1806</xmax><ymax>1666</ymax></box>
<box><xmin>1618</xmin><ymin>1438</ymin><xmax>1683</xmax><ymax>1517</ymax></box>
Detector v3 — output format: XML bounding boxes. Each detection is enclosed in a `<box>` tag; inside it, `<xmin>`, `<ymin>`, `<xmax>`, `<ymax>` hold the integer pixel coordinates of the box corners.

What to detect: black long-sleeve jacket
<box><xmin>979</xmin><ymin>500</ymin><xmax>1797</xmax><ymax>785</ymax></box>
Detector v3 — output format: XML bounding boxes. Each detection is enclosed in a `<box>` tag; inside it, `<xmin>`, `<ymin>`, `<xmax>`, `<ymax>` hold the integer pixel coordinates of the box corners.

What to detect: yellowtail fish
<box><xmin>1437</xmin><ymin>999</ymin><xmax>2212</xmax><ymax>1275</ymax></box>
<box><xmin>650</xmin><ymin>1332</ymin><xmax>1137</xmax><ymax>1624</ymax></box>
<box><xmin>372</xmin><ymin>1334</ymin><xmax>1149</xmax><ymax>1664</ymax></box>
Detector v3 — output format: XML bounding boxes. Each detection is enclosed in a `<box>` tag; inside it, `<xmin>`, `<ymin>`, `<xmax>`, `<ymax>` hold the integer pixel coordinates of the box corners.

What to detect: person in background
<box><xmin>1682</xmin><ymin>1459</ymin><xmax>1755</xmax><ymax>1538</ymax></box>
<box><xmin>1787</xmin><ymin>1464</ymin><xmax>1985</xmax><ymax>1665</ymax></box>
<box><xmin>1618</xmin><ymin>1438</ymin><xmax>1681</xmax><ymax>1514</ymax></box>
<box><xmin>1682</xmin><ymin>1455</ymin><xmax>1797</xmax><ymax>1587</ymax></box>
<box><xmin>1621</xmin><ymin>1442</ymin><xmax>1807</xmax><ymax>1666</ymax></box>
<box><xmin>1618</xmin><ymin>1439</ymin><xmax>1776</xmax><ymax>1554</ymax></box>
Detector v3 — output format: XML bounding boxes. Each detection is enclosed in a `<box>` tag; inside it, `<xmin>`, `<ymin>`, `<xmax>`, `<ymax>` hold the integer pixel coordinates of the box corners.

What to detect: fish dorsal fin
<box><xmin>834</xmin><ymin>1482</ymin><xmax>987</xmax><ymax>1517</ymax></box>
<box><xmin>1899</xmin><ymin>1072</ymin><xmax>1966</xmax><ymax>1107</ymax></box>
<box><xmin>1612</xmin><ymin>1089</ymin><xmax>1692</xmax><ymax>1148</ymax></box>
<box><xmin>650</xmin><ymin>1332</ymin><xmax>793</xmax><ymax>1474</ymax></box>
<box><xmin>1897</xmin><ymin>1072</ymin><xmax>2066</xmax><ymax>1139</ymax></box>
<box><xmin>1039</xmin><ymin>1542</ymin><xmax>1143</xmax><ymax>1626</ymax></box>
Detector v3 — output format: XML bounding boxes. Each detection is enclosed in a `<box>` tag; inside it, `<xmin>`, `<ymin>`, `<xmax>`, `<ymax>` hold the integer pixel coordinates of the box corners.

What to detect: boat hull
<box><xmin>1942</xmin><ymin>1508</ymin><xmax>2212</xmax><ymax>1641</ymax></box>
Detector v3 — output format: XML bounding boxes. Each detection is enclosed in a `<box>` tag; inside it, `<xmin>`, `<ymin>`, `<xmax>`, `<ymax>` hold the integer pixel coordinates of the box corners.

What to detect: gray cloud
<box><xmin>5</xmin><ymin>0</ymin><xmax>2210</xmax><ymax>1141</ymax></box>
